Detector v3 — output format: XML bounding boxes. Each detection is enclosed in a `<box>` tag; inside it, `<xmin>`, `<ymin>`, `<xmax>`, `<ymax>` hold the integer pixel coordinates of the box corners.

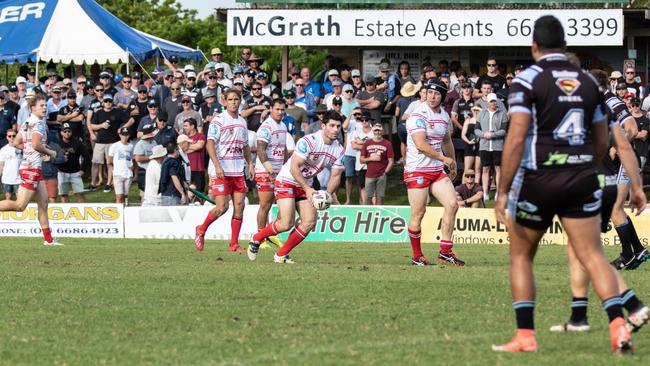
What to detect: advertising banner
<box><xmin>123</xmin><ymin>205</ymin><xmax>260</xmax><ymax>240</ymax></box>
<box><xmin>228</xmin><ymin>9</ymin><xmax>623</xmax><ymax>47</ymax></box>
<box><xmin>0</xmin><ymin>203</ymin><xmax>124</xmax><ymax>238</ymax></box>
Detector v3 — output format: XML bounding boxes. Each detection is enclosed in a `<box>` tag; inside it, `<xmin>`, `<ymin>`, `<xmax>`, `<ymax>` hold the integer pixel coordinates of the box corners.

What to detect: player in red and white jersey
<box><xmin>255</xmin><ymin>99</ymin><xmax>289</xmax><ymax>249</ymax></box>
<box><xmin>405</xmin><ymin>78</ymin><xmax>463</xmax><ymax>266</ymax></box>
<box><xmin>0</xmin><ymin>94</ymin><xmax>62</xmax><ymax>246</ymax></box>
<box><xmin>194</xmin><ymin>89</ymin><xmax>254</xmax><ymax>253</ymax></box>
<box><xmin>247</xmin><ymin>110</ymin><xmax>345</xmax><ymax>263</ymax></box>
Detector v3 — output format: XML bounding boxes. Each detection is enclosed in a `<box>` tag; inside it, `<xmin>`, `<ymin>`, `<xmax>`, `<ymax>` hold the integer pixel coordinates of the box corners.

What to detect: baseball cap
<box><xmin>99</xmin><ymin>71</ymin><xmax>111</xmax><ymax>78</ymax></box>
<box><xmin>328</xmin><ymin>69</ymin><xmax>339</xmax><ymax>76</ymax></box>
<box><xmin>62</xmin><ymin>78</ymin><xmax>72</xmax><ymax>85</ymax></box>
<box><xmin>137</xmin><ymin>85</ymin><xmax>148</xmax><ymax>92</ymax></box>
<box><xmin>616</xmin><ymin>82</ymin><xmax>627</xmax><ymax>90</ymax></box>
<box><xmin>51</xmin><ymin>85</ymin><xmax>62</xmax><ymax>93</ymax></box>
<box><xmin>610</xmin><ymin>71</ymin><xmax>623</xmax><ymax>79</ymax></box>
<box><xmin>285</xmin><ymin>90</ymin><xmax>296</xmax><ymax>98</ymax></box>
<box><xmin>141</xmin><ymin>124</ymin><xmax>158</xmax><ymax>139</ymax></box>
<box><xmin>342</xmin><ymin>84</ymin><xmax>354</xmax><ymax>93</ymax></box>
<box><xmin>439</xmin><ymin>71</ymin><xmax>450</xmax><ymax>78</ymax></box>
<box><xmin>156</xmin><ymin>112</ymin><xmax>167</xmax><ymax>121</ymax></box>
<box><xmin>460</xmin><ymin>81</ymin><xmax>472</xmax><ymax>88</ymax></box>
<box><xmin>211</xmin><ymin>47</ymin><xmax>222</xmax><ymax>55</ymax></box>
<box><xmin>181</xmin><ymin>95</ymin><xmax>192</xmax><ymax>102</ymax></box>
<box><xmin>67</xmin><ymin>91</ymin><xmax>77</xmax><ymax>98</ymax></box>
<box><xmin>233</xmin><ymin>65</ymin><xmax>244</xmax><ymax>74</ymax></box>
<box><xmin>256</xmin><ymin>71</ymin><xmax>269</xmax><ymax>79</ymax></box>
<box><xmin>47</xmin><ymin>70</ymin><xmax>58</xmax><ymax>77</ymax></box>
<box><xmin>176</xmin><ymin>134</ymin><xmax>191</xmax><ymax>144</ymax></box>
<box><xmin>332</xmin><ymin>96</ymin><xmax>343</xmax><ymax>105</ymax></box>
<box><xmin>214</xmin><ymin>63</ymin><xmax>225</xmax><ymax>71</ymax></box>
<box><xmin>27</xmin><ymin>67</ymin><xmax>36</xmax><ymax>75</ymax></box>
<box><xmin>163</xmin><ymin>69</ymin><xmax>174</xmax><ymax>77</ymax></box>
<box><xmin>631</xmin><ymin>97</ymin><xmax>641</xmax><ymax>105</ymax></box>
<box><xmin>131</xmin><ymin>71</ymin><xmax>141</xmax><ymax>79</ymax></box>
<box><xmin>290</xmin><ymin>67</ymin><xmax>300</xmax><ymax>75</ymax></box>
<box><xmin>147</xmin><ymin>99</ymin><xmax>158</xmax><ymax>107</ymax></box>
<box><xmin>152</xmin><ymin>66</ymin><xmax>164</xmax><ymax>75</ymax></box>
<box><xmin>203</xmin><ymin>89</ymin><xmax>217</xmax><ymax>98</ymax></box>
<box><xmin>364</xmin><ymin>76</ymin><xmax>376</xmax><ymax>84</ymax></box>
<box><xmin>422</xmin><ymin>65</ymin><xmax>435</xmax><ymax>73</ymax></box>
<box><xmin>379</xmin><ymin>62</ymin><xmax>391</xmax><ymax>72</ymax></box>
<box><xmin>514</xmin><ymin>64</ymin><xmax>525</xmax><ymax>72</ymax></box>
<box><xmin>487</xmin><ymin>93</ymin><xmax>498</xmax><ymax>102</ymax></box>
<box><xmin>8</xmin><ymin>85</ymin><xmax>18</xmax><ymax>92</ymax></box>
<box><xmin>119</xmin><ymin>127</ymin><xmax>130</xmax><ymax>135</ymax></box>
<box><xmin>61</xmin><ymin>123</ymin><xmax>72</xmax><ymax>131</ymax></box>
<box><xmin>233</xmin><ymin>78</ymin><xmax>244</xmax><ymax>86</ymax></box>
<box><xmin>361</xmin><ymin>109</ymin><xmax>373</xmax><ymax>121</ymax></box>
<box><xmin>207</xmin><ymin>71</ymin><xmax>217</xmax><ymax>78</ymax></box>
<box><xmin>184</xmin><ymin>64</ymin><xmax>195</xmax><ymax>72</ymax></box>
<box><xmin>351</xmin><ymin>69</ymin><xmax>361</xmax><ymax>77</ymax></box>
<box><xmin>15</xmin><ymin>76</ymin><xmax>26</xmax><ymax>84</ymax></box>
<box><xmin>331</xmin><ymin>78</ymin><xmax>342</xmax><ymax>87</ymax></box>
<box><xmin>186</xmin><ymin>71</ymin><xmax>196</xmax><ymax>79</ymax></box>
<box><xmin>103</xmin><ymin>94</ymin><xmax>113</xmax><ymax>101</ymax></box>
<box><xmin>624</xmin><ymin>91</ymin><xmax>635</xmax><ymax>99</ymax></box>
<box><xmin>316</xmin><ymin>104</ymin><xmax>328</xmax><ymax>113</ymax></box>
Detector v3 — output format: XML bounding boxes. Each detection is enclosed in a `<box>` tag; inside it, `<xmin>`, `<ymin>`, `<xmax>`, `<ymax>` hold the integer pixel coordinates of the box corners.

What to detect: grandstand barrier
<box><xmin>1</xmin><ymin>204</ymin><xmax>648</xmax><ymax>245</ymax></box>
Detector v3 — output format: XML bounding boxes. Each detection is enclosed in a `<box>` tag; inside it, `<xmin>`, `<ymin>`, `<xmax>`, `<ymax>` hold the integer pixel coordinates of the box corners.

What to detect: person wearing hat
<box><xmin>174</xmin><ymin>95</ymin><xmax>203</xmax><ymax>134</ymax></box>
<box><xmin>283</xmin><ymin>67</ymin><xmax>302</xmax><ymax>92</ymax></box>
<box><xmin>628</xmin><ymin>97</ymin><xmax>649</xmax><ymax>168</ymax></box>
<box><xmin>15</xmin><ymin>76</ymin><xmax>27</xmax><ymax>99</ymax></box>
<box><xmin>322</xmin><ymin>69</ymin><xmax>341</xmax><ymax>95</ymax></box>
<box><xmin>16</xmin><ymin>88</ymin><xmax>38</xmax><ymax>128</ymax></box>
<box><xmin>56</xmin><ymin>90</ymin><xmax>84</xmax><ymax>141</ymax></box>
<box><xmin>0</xmin><ymin>92</ymin><xmax>16</xmax><ymax>149</ymax></box>
<box><xmin>307</xmin><ymin>103</ymin><xmax>328</xmax><ymax>134</ymax></box>
<box><xmin>330</xmin><ymin>96</ymin><xmax>344</xmax><ymax>118</ymax></box>
<box><xmin>609</xmin><ymin>70</ymin><xmax>624</xmax><ymax>93</ymax></box>
<box><xmin>340</xmin><ymin>84</ymin><xmax>360</xmax><ymax>117</ymax></box>
<box><xmin>199</xmin><ymin>89</ymin><xmax>221</xmax><ymax>122</ymax></box>
<box><xmin>181</xmin><ymin>70</ymin><xmax>200</xmax><ymax>107</ymax></box>
<box><xmin>404</xmin><ymin>77</ymin><xmax>464</xmax><ymax>266</ymax></box>
<box><xmin>107</xmin><ymin>127</ymin><xmax>134</xmax><ymax>203</ymax></box>
<box><xmin>134</xmin><ymin>123</ymin><xmax>159</xmax><ymax>202</ymax></box>
<box><xmin>180</xmin><ymin>117</ymin><xmax>207</xmax><ymax>193</ymax></box>
<box><xmin>210</xmin><ymin>47</ymin><xmax>233</xmax><ymax>79</ymax></box>
<box><xmin>241</xmin><ymin>81</ymin><xmax>272</xmax><ymax>131</ymax></box>
<box><xmin>359</xmin><ymin>122</ymin><xmax>394</xmax><ymax>205</ymax></box>
<box><xmin>246</xmin><ymin>53</ymin><xmax>264</xmax><ymax>74</ymax></box>
<box><xmin>57</xmin><ymin>122</ymin><xmax>86</xmax><ymax>203</ymax></box>
<box><xmin>142</xmin><ymin>144</ymin><xmax>167</xmax><ymax>206</ymax></box>
<box><xmin>0</xmin><ymin>128</ymin><xmax>21</xmax><ymax>199</ymax></box>
<box><xmin>394</xmin><ymin>81</ymin><xmax>423</xmax><ymax>163</ymax></box>
<box><xmin>455</xmin><ymin>169</ymin><xmax>483</xmax><ymax>208</ymax></box>
<box><xmin>195</xmin><ymin>71</ymin><xmax>221</xmax><ymax>110</ymax></box>
<box><xmin>474</xmin><ymin>92</ymin><xmax>507</xmax><ymax>203</ymax></box>
<box><xmin>355</xmin><ymin>76</ymin><xmax>385</xmax><ymax>124</ymax></box>
<box><xmin>284</xmin><ymin>90</ymin><xmax>308</xmax><ymax>137</ymax></box>
<box><xmin>137</xmin><ymin>99</ymin><xmax>160</xmax><ymax>136</ymax></box>
<box><xmin>350</xmin><ymin>110</ymin><xmax>375</xmax><ymax>204</ymax></box>
<box><xmin>162</xmin><ymin>81</ymin><xmax>183</xmax><ymax>126</ymax></box>
<box><xmin>153</xmin><ymin>113</ymin><xmax>178</xmax><ymax>147</ymax></box>
<box><xmin>46</xmin><ymin>84</ymin><xmax>67</xmax><ymax>144</ymax></box>
<box><xmin>4</xmin><ymin>84</ymin><xmax>20</xmax><ymax>119</ymax></box>
<box><xmin>376</xmin><ymin>62</ymin><xmax>400</xmax><ymax>114</ymax></box>
<box><xmin>624</xmin><ymin>66</ymin><xmax>645</xmax><ymax>100</ymax></box>
<box><xmin>89</xmin><ymin>93</ymin><xmax>134</xmax><ymax>193</ymax></box>
<box><xmin>350</xmin><ymin>69</ymin><xmax>365</xmax><ymax>94</ymax></box>
<box><xmin>324</xmin><ymin>78</ymin><xmax>344</xmax><ymax>110</ymax></box>
<box><xmin>475</xmin><ymin>79</ymin><xmax>506</xmax><ymax>112</ymax></box>
<box><xmin>152</xmin><ymin>69</ymin><xmax>174</xmax><ymax>108</ymax></box>
<box><xmin>615</xmin><ymin>82</ymin><xmax>628</xmax><ymax>101</ymax></box>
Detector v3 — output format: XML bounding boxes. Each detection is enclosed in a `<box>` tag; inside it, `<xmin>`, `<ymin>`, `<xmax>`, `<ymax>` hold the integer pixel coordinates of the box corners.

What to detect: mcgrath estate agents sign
<box><xmin>228</xmin><ymin>9</ymin><xmax>623</xmax><ymax>47</ymax></box>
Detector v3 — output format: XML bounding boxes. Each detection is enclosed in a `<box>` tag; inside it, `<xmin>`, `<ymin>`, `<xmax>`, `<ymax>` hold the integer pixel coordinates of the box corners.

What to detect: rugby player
<box><xmin>247</xmin><ymin>110</ymin><xmax>345</xmax><ymax>264</ymax></box>
<box><xmin>0</xmin><ymin>94</ymin><xmax>62</xmax><ymax>246</ymax></box>
<box><xmin>549</xmin><ymin>69</ymin><xmax>649</xmax><ymax>333</ymax></box>
<box><xmin>493</xmin><ymin>16</ymin><xmax>633</xmax><ymax>353</ymax></box>
<box><xmin>194</xmin><ymin>89</ymin><xmax>254</xmax><ymax>253</ymax></box>
<box><xmin>255</xmin><ymin>99</ymin><xmax>288</xmax><ymax>249</ymax></box>
<box><xmin>404</xmin><ymin>78</ymin><xmax>463</xmax><ymax>266</ymax></box>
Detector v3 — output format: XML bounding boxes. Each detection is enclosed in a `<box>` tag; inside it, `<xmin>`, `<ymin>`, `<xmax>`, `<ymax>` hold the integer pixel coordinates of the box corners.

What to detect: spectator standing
<box><xmin>114</xmin><ymin>75</ymin><xmax>136</xmax><ymax>111</ymax></box>
<box><xmin>455</xmin><ymin>169</ymin><xmax>483</xmax><ymax>208</ymax></box>
<box><xmin>174</xmin><ymin>95</ymin><xmax>203</xmax><ymax>134</ymax></box>
<box><xmin>461</xmin><ymin>105</ymin><xmax>483</xmax><ymax>184</ymax></box>
<box><xmin>0</xmin><ymin>130</ymin><xmax>21</xmax><ymax>199</ymax></box>
<box><xmin>133</xmin><ymin>124</ymin><xmax>158</xmax><ymax>202</ymax></box>
<box><xmin>57</xmin><ymin>91</ymin><xmax>84</xmax><ymax>141</ymax></box>
<box><xmin>340</xmin><ymin>84</ymin><xmax>360</xmax><ymax>118</ymax></box>
<box><xmin>159</xmin><ymin>143</ymin><xmax>187</xmax><ymax>206</ymax></box>
<box><xmin>351</xmin><ymin>111</ymin><xmax>374</xmax><ymax>204</ymax></box>
<box><xmin>609</xmin><ymin>71</ymin><xmax>623</xmax><ymax>93</ymax></box>
<box><xmin>473</xmin><ymin>57</ymin><xmax>506</xmax><ymax>99</ymax></box>
<box><xmin>475</xmin><ymin>79</ymin><xmax>506</xmax><ymax>111</ymax></box>
<box><xmin>46</xmin><ymin>85</ymin><xmax>67</xmax><ymax>143</ymax></box>
<box><xmin>246</xmin><ymin>54</ymin><xmax>264</xmax><ymax>75</ymax></box>
<box><xmin>350</xmin><ymin>69</ymin><xmax>365</xmax><ymax>95</ymax></box>
<box><xmin>294</xmin><ymin>78</ymin><xmax>317</xmax><ymax>123</ymax></box>
<box><xmin>301</xmin><ymin>67</ymin><xmax>321</xmax><ymax>104</ymax></box>
<box><xmin>322</xmin><ymin>69</ymin><xmax>340</xmax><ymax>95</ymax></box>
<box><xmin>0</xmin><ymin>94</ymin><xmax>16</xmax><ymax>148</ymax></box>
<box><xmin>630</xmin><ymin>98</ymin><xmax>649</xmax><ymax>168</ymax></box>
<box><xmin>210</xmin><ymin>48</ymin><xmax>233</xmax><ymax>78</ymax></box>
<box><xmin>283</xmin><ymin>67</ymin><xmax>301</xmax><ymax>91</ymax></box>
<box><xmin>474</xmin><ymin>93</ymin><xmax>508</xmax><ymax>201</ymax></box>
<box><xmin>6</xmin><ymin>85</ymin><xmax>20</xmax><ymax>118</ymax></box>
<box><xmin>153</xmin><ymin>114</ymin><xmax>178</xmax><ymax>147</ymax></box>
<box><xmin>142</xmin><ymin>145</ymin><xmax>167</xmax><ymax>206</ymax></box>
<box><xmin>137</xmin><ymin>99</ymin><xmax>159</xmax><ymax>135</ymax></box>
<box><xmin>182</xmin><ymin>118</ymin><xmax>207</xmax><ymax>192</ymax></box>
<box><xmin>395</xmin><ymin>82</ymin><xmax>421</xmax><ymax>163</ymax></box>
<box><xmin>376</xmin><ymin>62</ymin><xmax>401</xmax><ymax>115</ymax></box>
<box><xmin>496</xmin><ymin>73</ymin><xmax>514</xmax><ymax>108</ymax></box>
<box><xmin>284</xmin><ymin>90</ymin><xmax>308</xmax><ymax>137</ymax></box>
<box><xmin>163</xmin><ymin>82</ymin><xmax>183</xmax><ymax>125</ymax></box>
<box><xmin>356</xmin><ymin>77</ymin><xmax>385</xmax><ymax>125</ymax></box>
<box><xmin>440</xmin><ymin>72</ymin><xmax>458</xmax><ymax>116</ymax></box>
<box><xmin>451</xmin><ymin>82</ymin><xmax>475</xmax><ymax>141</ymax></box>
<box><xmin>199</xmin><ymin>89</ymin><xmax>221</xmax><ymax>122</ymax></box>
<box><xmin>398</xmin><ymin>61</ymin><xmax>416</xmax><ymax>85</ymax></box>
<box><xmin>324</xmin><ymin>79</ymin><xmax>345</xmax><ymax>110</ymax></box>
<box><xmin>108</xmin><ymin>127</ymin><xmax>134</xmax><ymax>204</ymax></box>
<box><xmin>624</xmin><ymin>67</ymin><xmax>645</xmax><ymax>99</ymax></box>
<box><xmin>154</xmin><ymin>70</ymin><xmax>173</xmax><ymax>108</ymax></box>
<box><xmin>57</xmin><ymin>123</ymin><xmax>86</xmax><ymax>203</ymax></box>
<box><xmin>341</xmin><ymin>107</ymin><xmax>361</xmax><ymax>204</ymax></box>
<box><xmin>42</xmin><ymin>141</ymin><xmax>64</xmax><ymax>203</ymax></box>
<box><xmin>241</xmin><ymin>82</ymin><xmax>272</xmax><ymax>131</ymax></box>
<box><xmin>360</xmin><ymin>123</ymin><xmax>394</xmax><ymax>205</ymax></box>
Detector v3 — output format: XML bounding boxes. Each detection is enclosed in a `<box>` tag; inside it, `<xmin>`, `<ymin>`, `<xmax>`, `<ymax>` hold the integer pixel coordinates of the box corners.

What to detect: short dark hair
<box><xmin>165</xmin><ymin>142</ymin><xmax>177</xmax><ymax>155</ymax></box>
<box><xmin>271</xmin><ymin>98</ymin><xmax>286</xmax><ymax>108</ymax></box>
<box><xmin>533</xmin><ymin>15</ymin><xmax>566</xmax><ymax>51</ymax></box>
<box><xmin>589</xmin><ymin>69</ymin><xmax>608</xmax><ymax>89</ymax></box>
<box><xmin>325</xmin><ymin>110</ymin><xmax>344</xmax><ymax>123</ymax></box>
<box><xmin>481</xmin><ymin>79</ymin><xmax>493</xmax><ymax>87</ymax></box>
<box><xmin>184</xmin><ymin>117</ymin><xmax>197</xmax><ymax>129</ymax></box>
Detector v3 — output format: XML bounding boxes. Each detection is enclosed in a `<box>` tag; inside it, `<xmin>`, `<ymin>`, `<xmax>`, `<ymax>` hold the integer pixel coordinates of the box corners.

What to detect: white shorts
<box><xmin>113</xmin><ymin>175</ymin><xmax>132</xmax><ymax>196</ymax></box>
<box><xmin>58</xmin><ymin>172</ymin><xmax>85</xmax><ymax>195</ymax></box>
<box><xmin>617</xmin><ymin>164</ymin><xmax>629</xmax><ymax>186</ymax></box>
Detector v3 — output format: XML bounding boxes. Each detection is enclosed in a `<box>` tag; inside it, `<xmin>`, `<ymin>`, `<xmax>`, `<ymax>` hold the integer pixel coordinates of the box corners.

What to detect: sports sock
<box><xmin>602</xmin><ymin>296</ymin><xmax>624</xmax><ymax>322</ymax></box>
<box><xmin>615</xmin><ymin>218</ymin><xmax>635</xmax><ymax>259</ymax></box>
<box><xmin>440</xmin><ymin>239</ymin><xmax>453</xmax><ymax>254</ymax></box>
<box><xmin>42</xmin><ymin>227</ymin><xmax>53</xmax><ymax>243</ymax></box>
<box><xmin>621</xmin><ymin>289</ymin><xmax>643</xmax><ymax>314</ymax></box>
<box><xmin>569</xmin><ymin>297</ymin><xmax>588</xmax><ymax>323</ymax></box>
<box><xmin>513</xmin><ymin>301</ymin><xmax>535</xmax><ymax>329</ymax></box>
<box><xmin>253</xmin><ymin>221</ymin><xmax>279</xmax><ymax>243</ymax></box>
<box><xmin>408</xmin><ymin>228</ymin><xmax>422</xmax><ymax>259</ymax></box>
<box><xmin>277</xmin><ymin>226</ymin><xmax>307</xmax><ymax>256</ymax></box>
<box><xmin>198</xmin><ymin>211</ymin><xmax>218</xmax><ymax>233</ymax></box>
<box><xmin>625</xmin><ymin>219</ymin><xmax>645</xmax><ymax>253</ymax></box>
<box><xmin>229</xmin><ymin>216</ymin><xmax>242</xmax><ymax>246</ymax></box>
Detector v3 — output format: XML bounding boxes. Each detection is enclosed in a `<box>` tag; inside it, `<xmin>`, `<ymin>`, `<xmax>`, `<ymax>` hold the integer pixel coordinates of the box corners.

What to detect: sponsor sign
<box><xmin>124</xmin><ymin>204</ymin><xmax>259</xmax><ymax>240</ymax></box>
<box><xmin>0</xmin><ymin>203</ymin><xmax>123</xmax><ymax>238</ymax></box>
<box><xmin>228</xmin><ymin>9</ymin><xmax>623</xmax><ymax>47</ymax></box>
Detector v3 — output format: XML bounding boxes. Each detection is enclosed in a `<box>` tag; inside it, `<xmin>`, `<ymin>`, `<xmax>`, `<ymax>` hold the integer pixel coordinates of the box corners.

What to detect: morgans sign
<box><xmin>227</xmin><ymin>9</ymin><xmax>623</xmax><ymax>47</ymax></box>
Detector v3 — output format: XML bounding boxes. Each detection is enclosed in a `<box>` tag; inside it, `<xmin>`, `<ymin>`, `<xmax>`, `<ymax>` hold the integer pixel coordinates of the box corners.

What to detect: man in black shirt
<box><xmin>153</xmin><ymin>113</ymin><xmax>178</xmax><ymax>147</ymax></box>
<box><xmin>0</xmin><ymin>94</ymin><xmax>16</xmax><ymax>149</ymax></box>
<box><xmin>473</xmin><ymin>57</ymin><xmax>506</xmax><ymax>99</ymax></box>
<box><xmin>241</xmin><ymin>81</ymin><xmax>271</xmax><ymax>131</ymax></box>
<box><xmin>159</xmin><ymin>143</ymin><xmax>186</xmax><ymax>205</ymax></box>
<box><xmin>57</xmin><ymin>91</ymin><xmax>84</xmax><ymax>141</ymax></box>
<box><xmin>58</xmin><ymin>123</ymin><xmax>86</xmax><ymax>203</ymax></box>
<box><xmin>493</xmin><ymin>15</ymin><xmax>636</xmax><ymax>354</ymax></box>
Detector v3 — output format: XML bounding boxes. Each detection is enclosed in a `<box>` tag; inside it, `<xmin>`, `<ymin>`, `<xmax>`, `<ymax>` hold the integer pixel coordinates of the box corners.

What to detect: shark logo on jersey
<box><xmin>296</xmin><ymin>139</ymin><xmax>308</xmax><ymax>154</ymax></box>
<box><xmin>415</xmin><ymin>118</ymin><xmax>427</xmax><ymax>129</ymax></box>
<box><xmin>258</xmin><ymin>128</ymin><xmax>270</xmax><ymax>140</ymax></box>
<box><xmin>555</xmin><ymin>78</ymin><xmax>581</xmax><ymax>96</ymax></box>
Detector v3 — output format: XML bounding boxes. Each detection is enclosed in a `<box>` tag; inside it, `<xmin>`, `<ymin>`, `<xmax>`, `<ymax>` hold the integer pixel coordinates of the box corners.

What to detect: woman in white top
<box><xmin>108</xmin><ymin>127</ymin><xmax>134</xmax><ymax>203</ymax></box>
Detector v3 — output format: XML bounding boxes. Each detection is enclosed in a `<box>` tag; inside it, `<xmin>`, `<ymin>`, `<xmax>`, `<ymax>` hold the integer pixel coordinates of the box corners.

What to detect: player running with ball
<box><xmin>247</xmin><ymin>110</ymin><xmax>345</xmax><ymax>264</ymax></box>
<box><xmin>404</xmin><ymin>78</ymin><xmax>463</xmax><ymax>266</ymax></box>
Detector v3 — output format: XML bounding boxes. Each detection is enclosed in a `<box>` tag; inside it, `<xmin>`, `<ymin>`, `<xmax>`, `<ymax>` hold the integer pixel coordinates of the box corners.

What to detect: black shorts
<box><xmin>600</xmin><ymin>184</ymin><xmax>617</xmax><ymax>233</ymax></box>
<box><xmin>357</xmin><ymin>169</ymin><xmax>367</xmax><ymax>188</ymax></box>
<box><xmin>137</xmin><ymin>167</ymin><xmax>146</xmax><ymax>191</ymax></box>
<box><xmin>509</xmin><ymin>167</ymin><xmax>602</xmax><ymax>230</ymax></box>
<box><xmin>191</xmin><ymin>171</ymin><xmax>206</xmax><ymax>192</ymax></box>
<box><xmin>464</xmin><ymin>142</ymin><xmax>479</xmax><ymax>157</ymax></box>
<box><xmin>480</xmin><ymin>150</ymin><xmax>501</xmax><ymax>167</ymax></box>
<box><xmin>397</xmin><ymin>123</ymin><xmax>407</xmax><ymax>144</ymax></box>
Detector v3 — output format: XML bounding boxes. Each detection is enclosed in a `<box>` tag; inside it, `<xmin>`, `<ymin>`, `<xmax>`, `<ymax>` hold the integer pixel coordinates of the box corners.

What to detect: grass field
<box><xmin>1</xmin><ymin>239</ymin><xmax>649</xmax><ymax>365</ymax></box>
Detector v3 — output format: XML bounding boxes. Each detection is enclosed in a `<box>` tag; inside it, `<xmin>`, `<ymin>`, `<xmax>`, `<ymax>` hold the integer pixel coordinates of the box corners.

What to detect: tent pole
<box><xmin>35</xmin><ymin>50</ymin><xmax>40</xmax><ymax>82</ymax></box>
<box><xmin>126</xmin><ymin>49</ymin><xmax>130</xmax><ymax>74</ymax></box>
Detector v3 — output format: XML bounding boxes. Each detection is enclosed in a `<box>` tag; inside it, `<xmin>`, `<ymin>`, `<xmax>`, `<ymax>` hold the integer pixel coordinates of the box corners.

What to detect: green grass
<box><xmin>0</xmin><ymin>240</ymin><xmax>648</xmax><ymax>365</ymax></box>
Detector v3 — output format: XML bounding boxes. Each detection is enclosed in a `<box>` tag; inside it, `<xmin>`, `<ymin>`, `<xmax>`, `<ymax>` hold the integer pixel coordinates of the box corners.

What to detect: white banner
<box><xmin>228</xmin><ymin>9</ymin><xmax>623</xmax><ymax>47</ymax></box>
<box><xmin>0</xmin><ymin>203</ymin><xmax>124</xmax><ymax>238</ymax></box>
<box><xmin>124</xmin><ymin>204</ymin><xmax>260</xmax><ymax>241</ymax></box>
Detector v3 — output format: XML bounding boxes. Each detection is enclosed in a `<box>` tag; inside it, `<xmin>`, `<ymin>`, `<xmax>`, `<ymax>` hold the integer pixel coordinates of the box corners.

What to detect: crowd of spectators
<box><xmin>0</xmin><ymin>49</ymin><xmax>648</xmax><ymax>207</ymax></box>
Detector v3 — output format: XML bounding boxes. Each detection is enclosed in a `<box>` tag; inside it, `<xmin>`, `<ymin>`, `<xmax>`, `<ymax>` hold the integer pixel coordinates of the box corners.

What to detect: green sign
<box><xmin>269</xmin><ymin>206</ymin><xmax>409</xmax><ymax>242</ymax></box>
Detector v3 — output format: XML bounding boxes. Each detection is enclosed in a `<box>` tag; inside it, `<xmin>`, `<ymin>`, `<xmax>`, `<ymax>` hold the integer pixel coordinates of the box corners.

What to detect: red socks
<box><xmin>253</xmin><ymin>221</ymin><xmax>279</xmax><ymax>242</ymax></box>
<box><xmin>198</xmin><ymin>211</ymin><xmax>218</xmax><ymax>233</ymax></box>
<box><xmin>42</xmin><ymin>227</ymin><xmax>53</xmax><ymax>243</ymax></box>
<box><xmin>277</xmin><ymin>226</ymin><xmax>307</xmax><ymax>256</ymax></box>
<box><xmin>230</xmin><ymin>217</ymin><xmax>242</xmax><ymax>246</ymax></box>
<box><xmin>408</xmin><ymin>228</ymin><xmax>422</xmax><ymax>259</ymax></box>
<box><xmin>440</xmin><ymin>239</ymin><xmax>453</xmax><ymax>254</ymax></box>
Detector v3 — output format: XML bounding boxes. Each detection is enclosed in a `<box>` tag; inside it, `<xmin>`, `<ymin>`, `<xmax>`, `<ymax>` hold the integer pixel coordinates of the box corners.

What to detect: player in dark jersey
<box><xmin>492</xmin><ymin>16</ymin><xmax>633</xmax><ymax>354</ymax></box>
<box><xmin>549</xmin><ymin>69</ymin><xmax>649</xmax><ymax>334</ymax></box>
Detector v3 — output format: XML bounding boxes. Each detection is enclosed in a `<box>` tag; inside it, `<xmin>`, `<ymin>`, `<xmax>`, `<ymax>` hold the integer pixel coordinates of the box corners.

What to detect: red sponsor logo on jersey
<box><xmin>555</xmin><ymin>78</ymin><xmax>581</xmax><ymax>96</ymax></box>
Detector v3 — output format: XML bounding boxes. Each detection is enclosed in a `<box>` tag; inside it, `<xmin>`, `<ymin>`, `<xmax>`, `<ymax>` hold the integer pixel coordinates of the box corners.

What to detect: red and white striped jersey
<box><xmin>206</xmin><ymin>111</ymin><xmax>248</xmax><ymax>177</ymax></box>
<box><xmin>255</xmin><ymin>116</ymin><xmax>287</xmax><ymax>174</ymax></box>
<box><xmin>405</xmin><ymin>103</ymin><xmax>450</xmax><ymax>173</ymax></box>
<box><xmin>276</xmin><ymin>131</ymin><xmax>344</xmax><ymax>187</ymax></box>
<box><xmin>20</xmin><ymin>114</ymin><xmax>47</xmax><ymax>170</ymax></box>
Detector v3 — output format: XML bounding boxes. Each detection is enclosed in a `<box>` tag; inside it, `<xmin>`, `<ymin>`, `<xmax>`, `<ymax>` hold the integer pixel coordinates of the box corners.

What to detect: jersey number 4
<box><xmin>553</xmin><ymin>109</ymin><xmax>585</xmax><ymax>145</ymax></box>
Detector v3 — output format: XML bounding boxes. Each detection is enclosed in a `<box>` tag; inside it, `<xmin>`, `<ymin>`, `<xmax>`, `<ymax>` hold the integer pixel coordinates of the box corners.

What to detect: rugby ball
<box><xmin>312</xmin><ymin>190</ymin><xmax>332</xmax><ymax>210</ymax></box>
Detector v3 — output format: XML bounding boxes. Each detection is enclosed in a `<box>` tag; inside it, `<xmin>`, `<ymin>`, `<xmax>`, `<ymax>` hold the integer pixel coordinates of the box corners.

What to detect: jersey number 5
<box><xmin>553</xmin><ymin>109</ymin><xmax>585</xmax><ymax>145</ymax></box>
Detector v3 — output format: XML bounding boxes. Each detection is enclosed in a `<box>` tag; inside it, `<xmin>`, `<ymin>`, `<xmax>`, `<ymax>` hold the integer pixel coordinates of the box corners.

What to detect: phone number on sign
<box><xmin>506</xmin><ymin>17</ymin><xmax>619</xmax><ymax>37</ymax></box>
<box><xmin>51</xmin><ymin>227</ymin><xmax>120</xmax><ymax>235</ymax></box>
